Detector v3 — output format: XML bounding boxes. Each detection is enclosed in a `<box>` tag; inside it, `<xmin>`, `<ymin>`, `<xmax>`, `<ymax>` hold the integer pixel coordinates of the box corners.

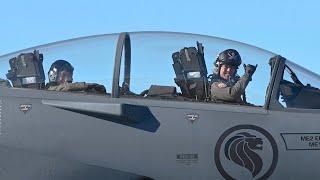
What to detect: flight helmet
<box><xmin>215</xmin><ymin>49</ymin><xmax>242</xmax><ymax>69</ymax></box>
<box><xmin>48</xmin><ymin>60</ymin><xmax>74</xmax><ymax>84</ymax></box>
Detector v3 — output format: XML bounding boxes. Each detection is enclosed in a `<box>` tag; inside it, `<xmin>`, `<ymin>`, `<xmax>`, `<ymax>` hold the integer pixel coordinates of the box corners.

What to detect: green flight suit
<box><xmin>210</xmin><ymin>74</ymin><xmax>251</xmax><ymax>103</ymax></box>
<box><xmin>47</xmin><ymin>82</ymin><xmax>106</xmax><ymax>94</ymax></box>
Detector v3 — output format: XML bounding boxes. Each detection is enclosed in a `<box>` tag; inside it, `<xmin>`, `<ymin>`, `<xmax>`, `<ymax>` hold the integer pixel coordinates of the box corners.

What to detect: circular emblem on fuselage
<box><xmin>214</xmin><ymin>125</ymin><xmax>278</xmax><ymax>180</ymax></box>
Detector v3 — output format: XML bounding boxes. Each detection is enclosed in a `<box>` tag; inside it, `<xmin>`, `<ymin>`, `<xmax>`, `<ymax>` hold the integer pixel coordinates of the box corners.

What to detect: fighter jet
<box><xmin>0</xmin><ymin>32</ymin><xmax>320</xmax><ymax>180</ymax></box>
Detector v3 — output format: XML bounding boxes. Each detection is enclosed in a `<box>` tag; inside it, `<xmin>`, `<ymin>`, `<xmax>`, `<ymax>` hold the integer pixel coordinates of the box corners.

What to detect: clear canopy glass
<box><xmin>2</xmin><ymin>31</ymin><xmax>319</xmax><ymax>107</ymax></box>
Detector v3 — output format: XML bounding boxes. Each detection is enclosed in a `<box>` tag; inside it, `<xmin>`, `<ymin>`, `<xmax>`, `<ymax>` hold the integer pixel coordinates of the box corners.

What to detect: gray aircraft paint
<box><xmin>1</xmin><ymin>86</ymin><xmax>319</xmax><ymax>179</ymax></box>
<box><xmin>0</xmin><ymin>32</ymin><xmax>320</xmax><ymax>179</ymax></box>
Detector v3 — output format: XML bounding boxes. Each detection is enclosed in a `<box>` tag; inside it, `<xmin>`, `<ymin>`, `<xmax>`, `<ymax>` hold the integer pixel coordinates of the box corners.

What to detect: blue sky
<box><xmin>1</xmin><ymin>0</ymin><xmax>320</xmax><ymax>74</ymax></box>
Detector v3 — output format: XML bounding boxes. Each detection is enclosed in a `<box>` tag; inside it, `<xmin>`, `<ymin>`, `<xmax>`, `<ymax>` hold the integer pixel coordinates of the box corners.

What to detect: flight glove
<box><xmin>87</xmin><ymin>83</ymin><xmax>106</xmax><ymax>94</ymax></box>
<box><xmin>244</xmin><ymin>64</ymin><xmax>258</xmax><ymax>77</ymax></box>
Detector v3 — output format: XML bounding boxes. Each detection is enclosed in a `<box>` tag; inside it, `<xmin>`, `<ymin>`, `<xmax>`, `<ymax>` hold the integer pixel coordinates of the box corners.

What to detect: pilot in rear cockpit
<box><xmin>210</xmin><ymin>49</ymin><xmax>257</xmax><ymax>104</ymax></box>
<box><xmin>46</xmin><ymin>60</ymin><xmax>106</xmax><ymax>94</ymax></box>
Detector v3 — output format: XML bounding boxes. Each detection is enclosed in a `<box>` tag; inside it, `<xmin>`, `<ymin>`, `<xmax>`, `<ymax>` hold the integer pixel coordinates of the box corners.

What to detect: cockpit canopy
<box><xmin>1</xmin><ymin>32</ymin><xmax>320</xmax><ymax>109</ymax></box>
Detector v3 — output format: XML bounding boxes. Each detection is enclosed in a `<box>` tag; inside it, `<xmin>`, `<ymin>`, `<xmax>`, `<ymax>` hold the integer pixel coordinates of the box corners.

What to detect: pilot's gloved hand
<box><xmin>86</xmin><ymin>83</ymin><xmax>106</xmax><ymax>94</ymax></box>
<box><xmin>244</xmin><ymin>64</ymin><xmax>258</xmax><ymax>77</ymax></box>
<box><xmin>120</xmin><ymin>82</ymin><xmax>131</xmax><ymax>95</ymax></box>
<box><xmin>94</xmin><ymin>85</ymin><xmax>106</xmax><ymax>94</ymax></box>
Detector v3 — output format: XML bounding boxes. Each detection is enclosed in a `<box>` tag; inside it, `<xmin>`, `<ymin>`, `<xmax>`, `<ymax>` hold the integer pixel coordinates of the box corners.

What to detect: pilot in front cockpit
<box><xmin>210</xmin><ymin>49</ymin><xmax>257</xmax><ymax>104</ymax></box>
<box><xmin>46</xmin><ymin>60</ymin><xmax>106</xmax><ymax>94</ymax></box>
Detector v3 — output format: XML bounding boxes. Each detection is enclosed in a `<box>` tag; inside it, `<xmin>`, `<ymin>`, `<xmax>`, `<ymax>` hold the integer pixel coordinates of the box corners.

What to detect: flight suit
<box><xmin>47</xmin><ymin>82</ymin><xmax>106</xmax><ymax>94</ymax></box>
<box><xmin>210</xmin><ymin>74</ymin><xmax>251</xmax><ymax>103</ymax></box>
<box><xmin>0</xmin><ymin>78</ymin><xmax>11</xmax><ymax>87</ymax></box>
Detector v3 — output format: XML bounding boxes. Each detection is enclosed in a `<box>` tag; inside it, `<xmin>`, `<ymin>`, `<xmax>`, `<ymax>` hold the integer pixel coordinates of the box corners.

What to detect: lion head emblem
<box><xmin>224</xmin><ymin>132</ymin><xmax>263</xmax><ymax>178</ymax></box>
